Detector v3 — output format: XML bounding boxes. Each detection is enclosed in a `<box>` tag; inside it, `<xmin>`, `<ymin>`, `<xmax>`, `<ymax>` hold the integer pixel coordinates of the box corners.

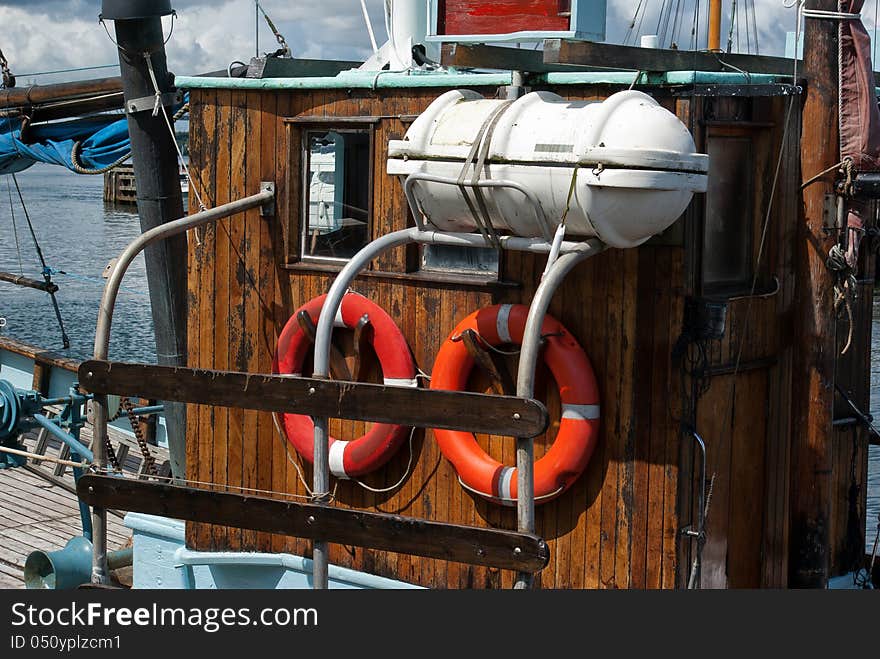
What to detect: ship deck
<box><xmin>0</xmin><ymin>435</ymin><xmax>131</xmax><ymax>589</ymax></box>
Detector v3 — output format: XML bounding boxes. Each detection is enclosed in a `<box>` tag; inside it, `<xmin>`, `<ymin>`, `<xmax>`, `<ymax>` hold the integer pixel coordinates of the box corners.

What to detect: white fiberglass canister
<box><xmin>387</xmin><ymin>89</ymin><xmax>709</xmax><ymax>248</ymax></box>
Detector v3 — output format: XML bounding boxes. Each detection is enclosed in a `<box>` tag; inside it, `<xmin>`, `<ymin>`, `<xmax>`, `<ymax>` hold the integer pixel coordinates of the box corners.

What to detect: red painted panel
<box><xmin>438</xmin><ymin>0</ymin><xmax>572</xmax><ymax>36</ymax></box>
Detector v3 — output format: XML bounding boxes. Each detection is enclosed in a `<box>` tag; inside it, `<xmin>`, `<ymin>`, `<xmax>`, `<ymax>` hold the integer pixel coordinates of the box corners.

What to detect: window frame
<box><xmin>299</xmin><ymin>125</ymin><xmax>374</xmax><ymax>265</ymax></box>
<box><xmin>285</xmin><ymin>117</ymin><xmax>379</xmax><ymax>266</ymax></box>
<box><xmin>698</xmin><ymin>123</ymin><xmax>771</xmax><ymax>298</ymax></box>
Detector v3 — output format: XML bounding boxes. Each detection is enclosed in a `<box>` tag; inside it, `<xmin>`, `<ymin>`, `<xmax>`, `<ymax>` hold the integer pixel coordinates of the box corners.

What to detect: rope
<box><xmin>93</xmin><ymin>466</ymin><xmax>319</xmax><ymax>502</ymax></box>
<box><xmin>801</xmin><ymin>159</ymin><xmax>846</xmax><ymax>189</ymax></box>
<box><xmin>10</xmin><ymin>173</ymin><xmax>70</xmax><ymax>348</ymax></box>
<box><xmin>354</xmin><ymin>427</ymin><xmax>416</xmax><ymax>493</ymax></box>
<box><xmin>271</xmin><ymin>410</ymin><xmax>338</xmax><ymax>503</ymax></box>
<box><xmin>6</xmin><ymin>177</ymin><xmax>24</xmax><ymax>276</ymax></box>
<box><xmin>70</xmin><ymin>141</ymin><xmax>131</xmax><ymax>175</ymax></box>
<box><xmin>144</xmin><ymin>51</ymin><xmax>208</xmax><ymax>246</ymax></box>
<box><xmin>99</xmin><ymin>12</ymin><xmax>177</xmax><ymax>57</ymax></box>
<box><xmin>0</xmin><ymin>445</ymin><xmax>88</xmax><ymax>469</ymax></box>
<box><xmin>801</xmin><ymin>8</ymin><xmax>861</xmax><ymax>19</ymax></box>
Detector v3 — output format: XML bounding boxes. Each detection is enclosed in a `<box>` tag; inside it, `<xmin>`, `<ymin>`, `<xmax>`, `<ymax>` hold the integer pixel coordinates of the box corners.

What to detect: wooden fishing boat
<box><xmin>1</xmin><ymin>0</ymin><xmax>878</xmax><ymax>590</ymax></box>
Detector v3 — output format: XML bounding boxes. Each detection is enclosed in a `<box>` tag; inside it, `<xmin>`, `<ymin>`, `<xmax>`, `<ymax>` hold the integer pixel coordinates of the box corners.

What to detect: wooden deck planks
<box><xmin>0</xmin><ymin>468</ymin><xmax>129</xmax><ymax>589</ymax></box>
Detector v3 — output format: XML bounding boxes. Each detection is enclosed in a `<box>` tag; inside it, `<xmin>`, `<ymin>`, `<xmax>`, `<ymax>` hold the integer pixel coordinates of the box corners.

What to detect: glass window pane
<box><xmin>702</xmin><ymin>137</ymin><xmax>753</xmax><ymax>291</ymax></box>
<box><xmin>303</xmin><ymin>130</ymin><xmax>370</xmax><ymax>261</ymax></box>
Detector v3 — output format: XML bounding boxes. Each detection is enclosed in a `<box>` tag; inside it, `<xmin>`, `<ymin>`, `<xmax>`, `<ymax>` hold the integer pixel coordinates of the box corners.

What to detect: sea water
<box><xmin>0</xmin><ymin>162</ymin><xmax>877</xmax><ymax>554</ymax></box>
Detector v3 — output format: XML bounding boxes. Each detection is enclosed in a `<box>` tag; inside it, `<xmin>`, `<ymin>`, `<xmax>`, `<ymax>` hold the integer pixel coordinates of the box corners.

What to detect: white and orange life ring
<box><xmin>430</xmin><ymin>304</ymin><xmax>600</xmax><ymax>505</ymax></box>
<box><xmin>273</xmin><ymin>292</ymin><xmax>417</xmax><ymax>479</ymax></box>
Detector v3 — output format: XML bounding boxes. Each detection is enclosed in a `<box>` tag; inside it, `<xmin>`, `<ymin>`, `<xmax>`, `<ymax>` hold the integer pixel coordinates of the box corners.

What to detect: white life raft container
<box><xmin>387</xmin><ymin>89</ymin><xmax>709</xmax><ymax>248</ymax></box>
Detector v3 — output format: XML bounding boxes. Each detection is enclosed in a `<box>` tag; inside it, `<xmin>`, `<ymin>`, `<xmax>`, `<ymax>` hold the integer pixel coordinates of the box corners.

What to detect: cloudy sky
<box><xmin>0</xmin><ymin>0</ymin><xmax>866</xmax><ymax>84</ymax></box>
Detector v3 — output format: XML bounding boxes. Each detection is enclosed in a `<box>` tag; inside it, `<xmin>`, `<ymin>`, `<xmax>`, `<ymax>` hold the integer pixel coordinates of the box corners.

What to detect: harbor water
<box><xmin>0</xmin><ymin>162</ymin><xmax>878</xmax><ymax>556</ymax></box>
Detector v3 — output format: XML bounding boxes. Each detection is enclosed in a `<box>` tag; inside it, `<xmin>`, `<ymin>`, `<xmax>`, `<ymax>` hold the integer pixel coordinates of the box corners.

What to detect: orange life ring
<box><xmin>430</xmin><ymin>304</ymin><xmax>600</xmax><ymax>505</ymax></box>
<box><xmin>273</xmin><ymin>292</ymin><xmax>417</xmax><ymax>479</ymax></box>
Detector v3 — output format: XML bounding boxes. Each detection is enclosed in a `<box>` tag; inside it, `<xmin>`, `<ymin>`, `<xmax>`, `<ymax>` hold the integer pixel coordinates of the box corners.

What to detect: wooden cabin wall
<box><xmin>182</xmin><ymin>84</ymin><xmax>837</xmax><ymax>589</ymax></box>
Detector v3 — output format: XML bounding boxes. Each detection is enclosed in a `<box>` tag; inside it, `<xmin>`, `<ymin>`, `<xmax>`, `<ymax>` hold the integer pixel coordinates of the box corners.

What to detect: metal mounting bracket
<box><xmin>125</xmin><ymin>90</ymin><xmax>183</xmax><ymax>114</ymax></box>
<box><xmin>259</xmin><ymin>182</ymin><xmax>276</xmax><ymax>216</ymax></box>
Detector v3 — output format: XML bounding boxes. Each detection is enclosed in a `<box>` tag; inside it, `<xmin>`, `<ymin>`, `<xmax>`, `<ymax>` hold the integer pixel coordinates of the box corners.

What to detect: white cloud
<box><xmin>3</xmin><ymin>0</ymin><xmax>880</xmax><ymax>85</ymax></box>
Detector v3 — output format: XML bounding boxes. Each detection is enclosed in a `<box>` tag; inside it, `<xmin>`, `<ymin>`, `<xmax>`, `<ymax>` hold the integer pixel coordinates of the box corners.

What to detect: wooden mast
<box><xmin>708</xmin><ymin>0</ymin><xmax>722</xmax><ymax>50</ymax></box>
<box><xmin>789</xmin><ymin>0</ymin><xmax>838</xmax><ymax>588</ymax></box>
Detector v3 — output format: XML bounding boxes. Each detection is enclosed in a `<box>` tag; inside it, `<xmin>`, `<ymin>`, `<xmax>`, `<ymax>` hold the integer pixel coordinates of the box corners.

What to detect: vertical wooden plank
<box><xmin>272</xmin><ymin>92</ymin><xmax>293</xmax><ymax>556</ymax></box>
<box><xmin>195</xmin><ymin>89</ymin><xmax>219</xmax><ymax>551</ymax></box>
<box><xmin>661</xmin><ymin>251</ymin><xmax>684</xmax><ymax>589</ymax></box>
<box><xmin>185</xmin><ymin>89</ymin><xmax>206</xmax><ymax>551</ymax></box>
<box><xmin>631</xmin><ymin>246</ymin><xmax>656</xmax><ymax>589</ymax></box>
<box><xmin>211</xmin><ymin>89</ymin><xmax>232</xmax><ymax>551</ymax></box>
<box><xmin>241</xmin><ymin>91</ymin><xmax>262</xmax><ymax>551</ymax></box>
<box><xmin>256</xmin><ymin>89</ymin><xmax>278</xmax><ymax>553</ymax></box>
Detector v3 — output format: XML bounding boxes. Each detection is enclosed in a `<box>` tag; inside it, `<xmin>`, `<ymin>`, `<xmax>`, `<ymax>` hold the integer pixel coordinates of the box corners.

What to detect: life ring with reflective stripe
<box><xmin>430</xmin><ymin>304</ymin><xmax>599</xmax><ymax>505</ymax></box>
<box><xmin>273</xmin><ymin>292</ymin><xmax>417</xmax><ymax>479</ymax></box>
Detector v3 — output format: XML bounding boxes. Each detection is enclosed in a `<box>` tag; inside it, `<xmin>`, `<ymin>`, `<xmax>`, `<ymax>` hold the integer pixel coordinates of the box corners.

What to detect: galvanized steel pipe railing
<box><xmin>89</xmin><ymin>185</ymin><xmax>274</xmax><ymax>585</ymax></box>
<box><xmin>311</xmin><ymin>222</ymin><xmax>604</xmax><ymax>589</ymax></box>
<box><xmin>512</xmin><ymin>239</ymin><xmax>604</xmax><ymax>589</ymax></box>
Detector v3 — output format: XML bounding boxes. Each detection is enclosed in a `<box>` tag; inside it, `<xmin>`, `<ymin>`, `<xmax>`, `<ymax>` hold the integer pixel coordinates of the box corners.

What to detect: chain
<box><xmin>121</xmin><ymin>397</ymin><xmax>157</xmax><ymax>476</ymax></box>
<box><xmin>256</xmin><ymin>2</ymin><xmax>291</xmax><ymax>57</ymax></box>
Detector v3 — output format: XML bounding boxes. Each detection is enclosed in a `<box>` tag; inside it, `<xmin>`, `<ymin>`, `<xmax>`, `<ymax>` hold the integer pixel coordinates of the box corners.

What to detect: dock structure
<box><xmin>103</xmin><ymin>163</ymin><xmax>137</xmax><ymax>205</ymax></box>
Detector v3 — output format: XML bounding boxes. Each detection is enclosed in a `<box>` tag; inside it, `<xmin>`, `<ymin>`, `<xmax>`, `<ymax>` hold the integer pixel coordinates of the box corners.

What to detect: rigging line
<box><xmin>749</xmin><ymin>0</ymin><xmax>761</xmax><ymax>55</ymax></box>
<box><xmin>624</xmin><ymin>0</ymin><xmax>646</xmax><ymax>45</ymax></box>
<box><xmin>354</xmin><ymin>427</ymin><xmax>416</xmax><ymax>494</ymax></box>
<box><xmin>14</xmin><ymin>64</ymin><xmax>118</xmax><ymax>78</ymax></box>
<box><xmin>6</xmin><ymin>177</ymin><xmax>24</xmax><ymax>276</ymax></box>
<box><xmin>144</xmin><ymin>51</ymin><xmax>208</xmax><ymax>224</ymax></box>
<box><xmin>633</xmin><ymin>0</ymin><xmax>651</xmax><ymax>46</ymax></box>
<box><xmin>871</xmin><ymin>0</ymin><xmax>880</xmax><ymax>70</ymax></box>
<box><xmin>625</xmin><ymin>0</ymin><xmax>644</xmax><ymax>44</ymax></box>
<box><xmin>656</xmin><ymin>0</ymin><xmax>671</xmax><ymax>39</ymax></box>
<box><xmin>11</xmin><ymin>172</ymin><xmax>70</xmax><ymax>348</ymax></box>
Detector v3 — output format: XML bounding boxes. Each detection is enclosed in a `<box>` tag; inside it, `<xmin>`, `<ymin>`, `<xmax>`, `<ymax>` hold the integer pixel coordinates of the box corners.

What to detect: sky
<box><xmin>0</xmin><ymin>0</ymin><xmax>872</xmax><ymax>85</ymax></box>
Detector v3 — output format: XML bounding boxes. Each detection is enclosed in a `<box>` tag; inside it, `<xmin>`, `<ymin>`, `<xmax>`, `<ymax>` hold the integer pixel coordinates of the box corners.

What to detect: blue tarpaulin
<box><xmin>0</xmin><ymin>114</ymin><xmax>130</xmax><ymax>176</ymax></box>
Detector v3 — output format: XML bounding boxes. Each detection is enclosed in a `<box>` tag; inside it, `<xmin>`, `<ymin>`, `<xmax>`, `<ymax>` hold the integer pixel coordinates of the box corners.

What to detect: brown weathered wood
<box><xmin>77</xmin><ymin>474</ymin><xmax>549</xmax><ymax>572</ymax></box>
<box><xmin>543</xmin><ymin>40</ymin><xmax>804</xmax><ymax>77</ymax></box>
<box><xmin>79</xmin><ymin>360</ymin><xmax>548</xmax><ymax>437</ymax></box>
<box><xmin>0</xmin><ymin>77</ymin><xmax>122</xmax><ymax>109</ymax></box>
<box><xmin>788</xmin><ymin>0</ymin><xmax>838</xmax><ymax>588</ymax></box>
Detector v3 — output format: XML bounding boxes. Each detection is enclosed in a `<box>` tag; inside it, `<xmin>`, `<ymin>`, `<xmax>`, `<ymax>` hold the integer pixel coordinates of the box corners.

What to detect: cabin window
<box><xmin>701</xmin><ymin>135</ymin><xmax>754</xmax><ymax>293</ymax></box>
<box><xmin>301</xmin><ymin>129</ymin><xmax>371</xmax><ymax>262</ymax></box>
<box><xmin>420</xmin><ymin>244</ymin><xmax>500</xmax><ymax>277</ymax></box>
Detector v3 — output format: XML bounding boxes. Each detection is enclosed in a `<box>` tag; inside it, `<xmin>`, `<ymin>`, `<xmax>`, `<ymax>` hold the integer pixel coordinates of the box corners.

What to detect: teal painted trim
<box><xmin>125</xmin><ymin>512</ymin><xmax>185</xmax><ymax>541</ymax></box>
<box><xmin>174</xmin><ymin>547</ymin><xmax>424</xmax><ymax>590</ymax></box>
<box><xmin>175</xmin><ymin>71</ymin><xmax>514</xmax><ymax>90</ymax></box>
<box><xmin>178</xmin><ymin>69</ymin><xmax>787</xmax><ymax>92</ymax></box>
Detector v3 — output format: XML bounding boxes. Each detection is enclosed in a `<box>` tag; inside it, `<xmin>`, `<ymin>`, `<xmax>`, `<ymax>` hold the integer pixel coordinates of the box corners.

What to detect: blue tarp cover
<box><xmin>0</xmin><ymin>114</ymin><xmax>130</xmax><ymax>175</ymax></box>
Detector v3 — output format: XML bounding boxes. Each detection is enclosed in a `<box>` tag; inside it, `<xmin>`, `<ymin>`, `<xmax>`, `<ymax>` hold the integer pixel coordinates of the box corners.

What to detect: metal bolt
<box><xmin>308</xmin><ymin>387</ymin><xmax>316</xmax><ymax>395</ymax></box>
<box><xmin>87</xmin><ymin>372</ymin><xmax>93</xmax><ymax>379</ymax></box>
<box><xmin>513</xmin><ymin>547</ymin><xmax>522</xmax><ymax>555</ymax></box>
<box><xmin>513</xmin><ymin>413</ymin><xmax>521</xmax><ymax>420</ymax></box>
<box><xmin>307</xmin><ymin>515</ymin><xmax>315</xmax><ymax>524</ymax></box>
<box><xmin>88</xmin><ymin>486</ymin><xmax>94</xmax><ymax>493</ymax></box>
